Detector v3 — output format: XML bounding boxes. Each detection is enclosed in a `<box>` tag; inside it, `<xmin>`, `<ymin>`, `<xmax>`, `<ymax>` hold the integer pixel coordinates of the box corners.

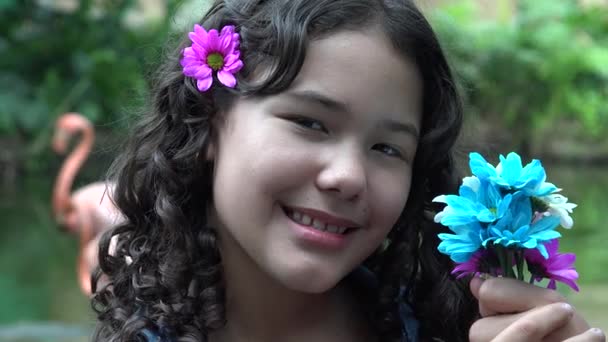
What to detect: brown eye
<box><xmin>290</xmin><ymin>116</ymin><xmax>328</xmax><ymax>133</ymax></box>
<box><xmin>372</xmin><ymin>143</ymin><xmax>404</xmax><ymax>159</ymax></box>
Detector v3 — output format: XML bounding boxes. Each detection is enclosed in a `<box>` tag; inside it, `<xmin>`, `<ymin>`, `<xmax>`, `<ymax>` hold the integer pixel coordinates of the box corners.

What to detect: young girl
<box><xmin>92</xmin><ymin>0</ymin><xmax>603</xmax><ymax>341</ymax></box>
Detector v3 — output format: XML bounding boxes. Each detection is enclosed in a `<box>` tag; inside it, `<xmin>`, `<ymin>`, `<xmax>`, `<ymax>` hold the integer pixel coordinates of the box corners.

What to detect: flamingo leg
<box><xmin>76</xmin><ymin>207</ymin><xmax>95</xmax><ymax>296</ymax></box>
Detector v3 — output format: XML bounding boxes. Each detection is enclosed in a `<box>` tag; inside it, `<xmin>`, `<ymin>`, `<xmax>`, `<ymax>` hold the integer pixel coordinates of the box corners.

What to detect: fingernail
<box><xmin>477</xmin><ymin>273</ymin><xmax>491</xmax><ymax>280</ymax></box>
<box><xmin>590</xmin><ymin>328</ymin><xmax>604</xmax><ymax>336</ymax></box>
<box><xmin>561</xmin><ymin>303</ymin><xmax>573</xmax><ymax>313</ymax></box>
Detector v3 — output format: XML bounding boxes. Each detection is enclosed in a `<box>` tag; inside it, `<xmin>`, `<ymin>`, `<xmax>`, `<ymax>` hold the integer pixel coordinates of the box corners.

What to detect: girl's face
<box><xmin>210</xmin><ymin>29</ymin><xmax>422</xmax><ymax>292</ymax></box>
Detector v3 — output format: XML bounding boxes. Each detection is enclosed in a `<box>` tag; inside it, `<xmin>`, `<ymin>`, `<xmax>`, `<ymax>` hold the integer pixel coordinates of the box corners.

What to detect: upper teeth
<box><xmin>289</xmin><ymin>210</ymin><xmax>348</xmax><ymax>234</ymax></box>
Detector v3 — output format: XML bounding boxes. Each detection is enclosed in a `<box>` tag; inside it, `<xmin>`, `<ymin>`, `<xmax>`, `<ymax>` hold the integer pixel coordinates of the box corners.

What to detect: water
<box><xmin>0</xmin><ymin>179</ymin><xmax>95</xmax><ymax>341</ymax></box>
<box><xmin>0</xmin><ymin>322</ymin><xmax>90</xmax><ymax>342</ymax></box>
<box><xmin>1</xmin><ymin>164</ymin><xmax>607</xmax><ymax>340</ymax></box>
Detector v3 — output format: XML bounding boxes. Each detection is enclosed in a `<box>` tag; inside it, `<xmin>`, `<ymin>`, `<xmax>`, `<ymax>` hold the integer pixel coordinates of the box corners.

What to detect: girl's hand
<box><xmin>468</xmin><ymin>277</ymin><xmax>605</xmax><ymax>342</ymax></box>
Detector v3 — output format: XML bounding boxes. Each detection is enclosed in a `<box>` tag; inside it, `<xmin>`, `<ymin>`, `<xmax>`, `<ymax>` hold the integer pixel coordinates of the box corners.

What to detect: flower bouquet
<box><xmin>434</xmin><ymin>152</ymin><xmax>579</xmax><ymax>291</ymax></box>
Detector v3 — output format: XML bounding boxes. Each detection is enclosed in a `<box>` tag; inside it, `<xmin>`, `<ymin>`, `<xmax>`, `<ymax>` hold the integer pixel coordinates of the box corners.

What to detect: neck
<box><xmin>52</xmin><ymin>126</ymin><xmax>94</xmax><ymax>220</ymax></box>
<box><xmin>209</xmin><ymin>229</ymin><xmax>372</xmax><ymax>342</ymax></box>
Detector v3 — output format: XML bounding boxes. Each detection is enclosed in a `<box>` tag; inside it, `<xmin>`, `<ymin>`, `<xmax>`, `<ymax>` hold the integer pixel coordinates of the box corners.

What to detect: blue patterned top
<box><xmin>346</xmin><ymin>266</ymin><xmax>419</xmax><ymax>342</ymax></box>
<box><xmin>139</xmin><ymin>267</ymin><xmax>419</xmax><ymax>342</ymax></box>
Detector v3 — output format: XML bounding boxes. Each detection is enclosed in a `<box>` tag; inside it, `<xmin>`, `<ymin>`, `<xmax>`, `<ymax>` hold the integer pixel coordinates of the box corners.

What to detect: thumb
<box><xmin>470</xmin><ymin>276</ymin><xmax>485</xmax><ymax>300</ymax></box>
<box><xmin>470</xmin><ymin>276</ymin><xmax>499</xmax><ymax>317</ymax></box>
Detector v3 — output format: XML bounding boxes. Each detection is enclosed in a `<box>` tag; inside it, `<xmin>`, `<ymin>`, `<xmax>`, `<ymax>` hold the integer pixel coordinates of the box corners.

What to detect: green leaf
<box><xmin>583</xmin><ymin>46</ymin><xmax>608</xmax><ymax>76</ymax></box>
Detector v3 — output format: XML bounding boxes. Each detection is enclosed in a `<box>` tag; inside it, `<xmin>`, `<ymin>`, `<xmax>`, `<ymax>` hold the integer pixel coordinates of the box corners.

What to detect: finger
<box><xmin>543</xmin><ymin>310</ymin><xmax>592</xmax><ymax>341</ymax></box>
<box><xmin>470</xmin><ymin>276</ymin><xmax>484</xmax><ymax>299</ymax></box>
<box><xmin>469</xmin><ymin>308</ymin><xmax>524</xmax><ymax>341</ymax></box>
<box><xmin>470</xmin><ymin>303</ymin><xmax>573</xmax><ymax>342</ymax></box>
<box><xmin>476</xmin><ymin>277</ymin><xmax>567</xmax><ymax>314</ymax></box>
<box><xmin>491</xmin><ymin>302</ymin><xmax>574</xmax><ymax>342</ymax></box>
<box><xmin>470</xmin><ymin>276</ymin><xmax>499</xmax><ymax>317</ymax></box>
<box><xmin>562</xmin><ymin>328</ymin><xmax>606</xmax><ymax>342</ymax></box>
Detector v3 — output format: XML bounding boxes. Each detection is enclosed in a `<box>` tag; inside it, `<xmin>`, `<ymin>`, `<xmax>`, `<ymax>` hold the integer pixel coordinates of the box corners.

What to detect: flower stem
<box><xmin>529</xmin><ymin>273</ymin><xmax>535</xmax><ymax>284</ymax></box>
<box><xmin>496</xmin><ymin>246</ymin><xmax>506</xmax><ymax>277</ymax></box>
<box><xmin>515</xmin><ymin>250</ymin><xmax>524</xmax><ymax>281</ymax></box>
<box><xmin>507</xmin><ymin>249</ymin><xmax>516</xmax><ymax>278</ymax></box>
<box><xmin>496</xmin><ymin>245</ymin><xmax>515</xmax><ymax>278</ymax></box>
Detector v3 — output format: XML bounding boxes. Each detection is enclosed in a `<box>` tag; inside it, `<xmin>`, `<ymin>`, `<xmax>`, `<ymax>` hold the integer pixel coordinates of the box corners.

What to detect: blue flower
<box><xmin>468</xmin><ymin>152</ymin><xmax>498</xmax><ymax>179</ymax></box>
<box><xmin>438</xmin><ymin>221</ymin><xmax>487</xmax><ymax>263</ymax></box>
<box><xmin>483</xmin><ymin>196</ymin><xmax>561</xmax><ymax>258</ymax></box>
<box><xmin>433</xmin><ymin>176</ymin><xmax>512</xmax><ymax>226</ymax></box>
<box><xmin>469</xmin><ymin>152</ymin><xmax>557</xmax><ymax>197</ymax></box>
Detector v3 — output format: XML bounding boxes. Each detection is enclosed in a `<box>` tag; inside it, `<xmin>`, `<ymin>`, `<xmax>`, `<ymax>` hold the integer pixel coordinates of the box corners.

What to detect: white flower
<box><xmin>541</xmin><ymin>193</ymin><xmax>577</xmax><ymax>229</ymax></box>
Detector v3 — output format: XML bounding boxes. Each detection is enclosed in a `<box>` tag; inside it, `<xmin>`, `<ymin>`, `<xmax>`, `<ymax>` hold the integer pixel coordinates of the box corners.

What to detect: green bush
<box><xmin>431</xmin><ymin>0</ymin><xmax>608</xmax><ymax>151</ymax></box>
<box><xmin>2</xmin><ymin>0</ymin><xmax>607</xmax><ymax>171</ymax></box>
<box><xmin>0</xmin><ymin>0</ymin><xmax>180</xmax><ymax>170</ymax></box>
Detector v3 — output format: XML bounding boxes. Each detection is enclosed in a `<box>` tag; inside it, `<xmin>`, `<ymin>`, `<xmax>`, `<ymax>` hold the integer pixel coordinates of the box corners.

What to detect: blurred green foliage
<box><xmin>431</xmin><ymin>0</ymin><xmax>608</xmax><ymax>151</ymax></box>
<box><xmin>0</xmin><ymin>0</ymin><xmax>180</xmax><ymax>169</ymax></box>
<box><xmin>1</xmin><ymin>0</ymin><xmax>607</xmax><ymax>170</ymax></box>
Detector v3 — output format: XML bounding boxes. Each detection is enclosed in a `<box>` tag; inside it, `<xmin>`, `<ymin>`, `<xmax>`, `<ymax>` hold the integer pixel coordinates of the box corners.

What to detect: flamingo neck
<box><xmin>52</xmin><ymin>126</ymin><xmax>95</xmax><ymax>219</ymax></box>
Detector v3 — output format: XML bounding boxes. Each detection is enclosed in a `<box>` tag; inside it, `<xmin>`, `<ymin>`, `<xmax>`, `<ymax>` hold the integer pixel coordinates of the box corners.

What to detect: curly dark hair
<box><xmin>92</xmin><ymin>0</ymin><xmax>478</xmax><ymax>341</ymax></box>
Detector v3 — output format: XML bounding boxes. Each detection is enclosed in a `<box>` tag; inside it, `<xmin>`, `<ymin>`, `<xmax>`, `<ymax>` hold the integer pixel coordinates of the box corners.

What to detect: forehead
<box><xmin>286</xmin><ymin>29</ymin><xmax>423</xmax><ymax>124</ymax></box>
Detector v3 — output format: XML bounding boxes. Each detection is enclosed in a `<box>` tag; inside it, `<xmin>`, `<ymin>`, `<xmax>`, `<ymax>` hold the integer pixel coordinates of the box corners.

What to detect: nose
<box><xmin>315</xmin><ymin>147</ymin><xmax>367</xmax><ymax>201</ymax></box>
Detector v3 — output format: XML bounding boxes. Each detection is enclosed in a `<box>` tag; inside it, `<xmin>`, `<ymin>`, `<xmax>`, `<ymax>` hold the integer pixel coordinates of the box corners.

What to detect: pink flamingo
<box><xmin>52</xmin><ymin>113</ymin><xmax>123</xmax><ymax>295</ymax></box>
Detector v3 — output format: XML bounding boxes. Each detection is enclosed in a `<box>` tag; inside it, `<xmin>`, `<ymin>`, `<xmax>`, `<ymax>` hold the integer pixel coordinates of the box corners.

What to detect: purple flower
<box><xmin>451</xmin><ymin>248</ymin><xmax>501</xmax><ymax>279</ymax></box>
<box><xmin>525</xmin><ymin>239</ymin><xmax>579</xmax><ymax>292</ymax></box>
<box><xmin>180</xmin><ymin>24</ymin><xmax>244</xmax><ymax>92</ymax></box>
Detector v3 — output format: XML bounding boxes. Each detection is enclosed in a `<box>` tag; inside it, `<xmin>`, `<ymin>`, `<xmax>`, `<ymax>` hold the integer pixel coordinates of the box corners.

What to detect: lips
<box><xmin>282</xmin><ymin>206</ymin><xmax>360</xmax><ymax>235</ymax></box>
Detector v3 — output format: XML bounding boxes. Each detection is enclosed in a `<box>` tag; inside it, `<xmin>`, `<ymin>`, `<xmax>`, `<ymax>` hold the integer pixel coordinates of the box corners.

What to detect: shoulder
<box><xmin>346</xmin><ymin>267</ymin><xmax>420</xmax><ymax>342</ymax></box>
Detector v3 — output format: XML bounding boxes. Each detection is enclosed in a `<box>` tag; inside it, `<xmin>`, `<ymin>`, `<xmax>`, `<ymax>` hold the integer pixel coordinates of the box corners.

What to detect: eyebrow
<box><xmin>379</xmin><ymin>119</ymin><xmax>420</xmax><ymax>140</ymax></box>
<box><xmin>282</xmin><ymin>90</ymin><xmax>349</xmax><ymax>113</ymax></box>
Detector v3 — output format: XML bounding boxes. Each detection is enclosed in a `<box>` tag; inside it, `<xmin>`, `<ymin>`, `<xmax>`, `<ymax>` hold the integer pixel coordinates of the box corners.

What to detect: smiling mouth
<box><xmin>282</xmin><ymin>206</ymin><xmax>357</xmax><ymax>235</ymax></box>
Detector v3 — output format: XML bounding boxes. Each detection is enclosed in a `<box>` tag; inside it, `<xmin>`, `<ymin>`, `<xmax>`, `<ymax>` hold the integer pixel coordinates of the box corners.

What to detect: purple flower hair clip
<box><xmin>180</xmin><ymin>24</ymin><xmax>244</xmax><ymax>92</ymax></box>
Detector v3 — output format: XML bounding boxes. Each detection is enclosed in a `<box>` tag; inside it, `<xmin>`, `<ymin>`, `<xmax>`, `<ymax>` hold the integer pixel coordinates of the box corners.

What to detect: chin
<box><xmin>284</xmin><ymin>277</ymin><xmax>338</xmax><ymax>294</ymax></box>
<box><xmin>271</xmin><ymin>263</ymin><xmax>348</xmax><ymax>294</ymax></box>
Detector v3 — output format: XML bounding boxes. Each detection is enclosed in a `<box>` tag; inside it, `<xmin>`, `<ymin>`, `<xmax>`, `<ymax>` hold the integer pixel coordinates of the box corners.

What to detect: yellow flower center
<box><xmin>207</xmin><ymin>53</ymin><xmax>224</xmax><ymax>71</ymax></box>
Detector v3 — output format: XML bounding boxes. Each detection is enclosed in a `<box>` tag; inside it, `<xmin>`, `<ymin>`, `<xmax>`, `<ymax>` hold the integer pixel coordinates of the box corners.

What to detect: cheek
<box><xmin>214</xmin><ymin>127</ymin><xmax>318</xmax><ymax>207</ymax></box>
<box><xmin>369</xmin><ymin>170</ymin><xmax>412</xmax><ymax>232</ymax></box>
<box><xmin>244</xmin><ymin>135</ymin><xmax>321</xmax><ymax>196</ymax></box>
